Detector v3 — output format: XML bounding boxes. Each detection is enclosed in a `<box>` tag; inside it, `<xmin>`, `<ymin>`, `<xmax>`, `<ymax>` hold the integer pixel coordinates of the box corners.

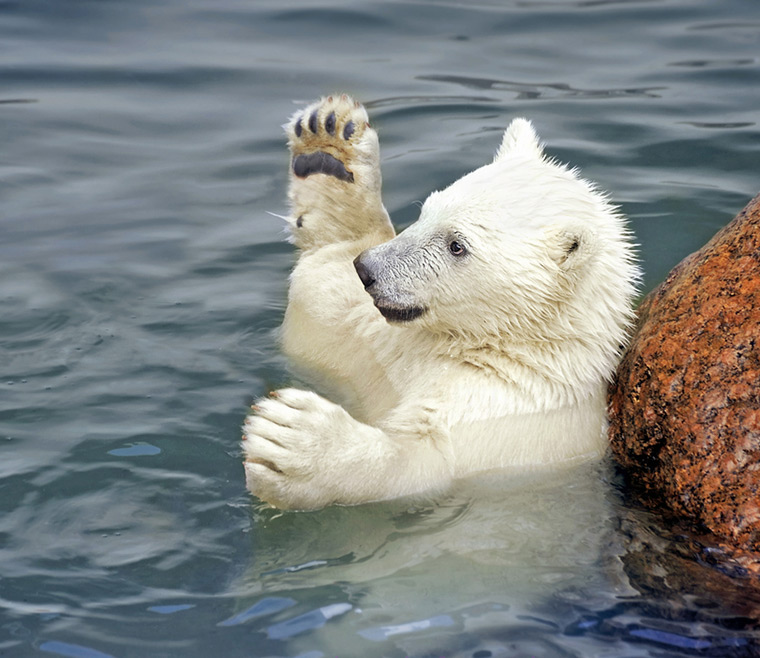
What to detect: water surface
<box><xmin>3</xmin><ymin>0</ymin><xmax>760</xmax><ymax>656</ymax></box>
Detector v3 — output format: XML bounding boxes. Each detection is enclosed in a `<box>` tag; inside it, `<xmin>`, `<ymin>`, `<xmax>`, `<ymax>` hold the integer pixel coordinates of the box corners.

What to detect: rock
<box><xmin>608</xmin><ymin>192</ymin><xmax>760</xmax><ymax>561</ymax></box>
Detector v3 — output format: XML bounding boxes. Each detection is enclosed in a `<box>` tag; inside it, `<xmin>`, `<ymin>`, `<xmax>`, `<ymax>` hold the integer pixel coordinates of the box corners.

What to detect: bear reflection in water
<box><xmin>242</xmin><ymin>460</ymin><xmax>633</xmax><ymax>656</ymax></box>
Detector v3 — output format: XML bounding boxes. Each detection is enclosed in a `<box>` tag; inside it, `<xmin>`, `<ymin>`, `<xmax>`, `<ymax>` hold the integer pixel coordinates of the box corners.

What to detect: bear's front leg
<box><xmin>285</xmin><ymin>95</ymin><xmax>395</xmax><ymax>251</ymax></box>
<box><xmin>242</xmin><ymin>389</ymin><xmax>452</xmax><ymax>509</ymax></box>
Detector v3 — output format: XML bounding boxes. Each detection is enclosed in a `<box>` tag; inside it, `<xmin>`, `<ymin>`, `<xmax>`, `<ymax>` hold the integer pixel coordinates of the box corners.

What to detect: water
<box><xmin>2</xmin><ymin>0</ymin><xmax>760</xmax><ymax>655</ymax></box>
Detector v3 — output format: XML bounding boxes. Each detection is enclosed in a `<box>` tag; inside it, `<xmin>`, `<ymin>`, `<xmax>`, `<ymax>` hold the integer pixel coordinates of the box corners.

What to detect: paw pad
<box><xmin>308</xmin><ymin>110</ymin><xmax>319</xmax><ymax>134</ymax></box>
<box><xmin>325</xmin><ymin>111</ymin><xmax>336</xmax><ymax>135</ymax></box>
<box><xmin>288</xmin><ymin>95</ymin><xmax>371</xmax><ymax>184</ymax></box>
<box><xmin>292</xmin><ymin>152</ymin><xmax>354</xmax><ymax>182</ymax></box>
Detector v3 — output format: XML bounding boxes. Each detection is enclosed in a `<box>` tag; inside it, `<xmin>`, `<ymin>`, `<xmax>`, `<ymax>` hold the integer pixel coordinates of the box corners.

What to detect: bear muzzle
<box><xmin>353</xmin><ymin>253</ymin><xmax>428</xmax><ymax>323</ymax></box>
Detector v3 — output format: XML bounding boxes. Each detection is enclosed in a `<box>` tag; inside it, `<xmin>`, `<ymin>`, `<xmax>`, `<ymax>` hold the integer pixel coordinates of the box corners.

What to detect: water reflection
<box><xmin>238</xmin><ymin>460</ymin><xmax>632</xmax><ymax>655</ymax></box>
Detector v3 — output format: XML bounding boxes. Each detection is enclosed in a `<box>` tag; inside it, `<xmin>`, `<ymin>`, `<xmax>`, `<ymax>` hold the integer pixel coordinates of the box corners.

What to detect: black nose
<box><xmin>353</xmin><ymin>254</ymin><xmax>376</xmax><ymax>289</ymax></box>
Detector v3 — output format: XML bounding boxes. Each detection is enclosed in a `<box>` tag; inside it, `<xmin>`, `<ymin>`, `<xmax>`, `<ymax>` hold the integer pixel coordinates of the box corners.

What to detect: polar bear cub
<box><xmin>243</xmin><ymin>95</ymin><xmax>638</xmax><ymax>510</ymax></box>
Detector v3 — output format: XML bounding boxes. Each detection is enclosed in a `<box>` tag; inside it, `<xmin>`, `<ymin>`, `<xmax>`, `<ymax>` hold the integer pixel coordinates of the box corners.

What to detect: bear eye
<box><xmin>448</xmin><ymin>240</ymin><xmax>466</xmax><ymax>257</ymax></box>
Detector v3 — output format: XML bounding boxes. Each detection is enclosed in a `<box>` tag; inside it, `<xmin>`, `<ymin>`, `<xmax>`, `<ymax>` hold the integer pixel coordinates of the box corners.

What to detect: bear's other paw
<box><xmin>242</xmin><ymin>388</ymin><xmax>390</xmax><ymax>509</ymax></box>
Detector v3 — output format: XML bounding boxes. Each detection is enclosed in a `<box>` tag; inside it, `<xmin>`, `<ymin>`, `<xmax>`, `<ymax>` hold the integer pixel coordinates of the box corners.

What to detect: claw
<box><xmin>248</xmin><ymin>458</ymin><xmax>283</xmax><ymax>474</ymax></box>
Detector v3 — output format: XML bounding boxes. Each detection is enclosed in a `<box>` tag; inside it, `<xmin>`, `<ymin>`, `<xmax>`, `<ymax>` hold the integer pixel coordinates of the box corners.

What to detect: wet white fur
<box><xmin>243</xmin><ymin>99</ymin><xmax>639</xmax><ymax>510</ymax></box>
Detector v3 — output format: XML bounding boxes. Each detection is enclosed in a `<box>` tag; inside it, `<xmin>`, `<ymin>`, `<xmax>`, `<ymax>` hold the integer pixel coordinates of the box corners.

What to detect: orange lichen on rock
<box><xmin>609</xmin><ymin>192</ymin><xmax>760</xmax><ymax>557</ymax></box>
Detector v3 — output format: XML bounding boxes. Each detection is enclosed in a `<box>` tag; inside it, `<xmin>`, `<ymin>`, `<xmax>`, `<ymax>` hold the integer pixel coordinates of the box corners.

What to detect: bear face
<box><xmin>353</xmin><ymin>118</ymin><xmax>638</xmax><ymax>389</ymax></box>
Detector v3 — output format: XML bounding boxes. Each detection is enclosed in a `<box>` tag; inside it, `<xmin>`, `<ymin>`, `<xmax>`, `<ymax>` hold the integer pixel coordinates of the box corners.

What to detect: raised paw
<box><xmin>287</xmin><ymin>95</ymin><xmax>374</xmax><ymax>185</ymax></box>
<box><xmin>283</xmin><ymin>95</ymin><xmax>393</xmax><ymax>249</ymax></box>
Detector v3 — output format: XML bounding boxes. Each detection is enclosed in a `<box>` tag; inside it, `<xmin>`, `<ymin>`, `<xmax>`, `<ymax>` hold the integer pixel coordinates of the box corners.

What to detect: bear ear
<box><xmin>551</xmin><ymin>226</ymin><xmax>597</xmax><ymax>271</ymax></box>
<box><xmin>494</xmin><ymin>118</ymin><xmax>544</xmax><ymax>162</ymax></box>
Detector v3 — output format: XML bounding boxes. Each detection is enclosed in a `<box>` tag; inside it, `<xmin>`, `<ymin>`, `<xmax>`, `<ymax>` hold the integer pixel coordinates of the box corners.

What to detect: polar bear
<box><xmin>243</xmin><ymin>95</ymin><xmax>638</xmax><ymax>510</ymax></box>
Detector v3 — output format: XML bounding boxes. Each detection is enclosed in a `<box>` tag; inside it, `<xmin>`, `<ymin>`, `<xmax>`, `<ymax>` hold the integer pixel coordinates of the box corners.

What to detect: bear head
<box><xmin>354</xmin><ymin>119</ymin><xmax>639</xmax><ymax>389</ymax></box>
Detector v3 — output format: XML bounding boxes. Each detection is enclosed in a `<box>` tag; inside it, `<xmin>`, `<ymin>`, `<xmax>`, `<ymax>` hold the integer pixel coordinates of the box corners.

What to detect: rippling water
<box><xmin>3</xmin><ymin>1</ymin><xmax>760</xmax><ymax>656</ymax></box>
